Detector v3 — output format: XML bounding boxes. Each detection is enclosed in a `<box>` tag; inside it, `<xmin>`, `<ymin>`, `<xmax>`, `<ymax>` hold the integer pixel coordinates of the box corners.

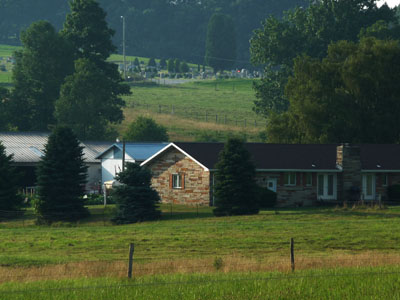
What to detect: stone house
<box><xmin>141</xmin><ymin>142</ymin><xmax>400</xmax><ymax>207</ymax></box>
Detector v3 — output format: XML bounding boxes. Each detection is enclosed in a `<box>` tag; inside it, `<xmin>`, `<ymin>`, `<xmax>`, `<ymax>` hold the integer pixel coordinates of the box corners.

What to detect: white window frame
<box><xmin>362</xmin><ymin>174</ymin><xmax>376</xmax><ymax>200</ymax></box>
<box><xmin>284</xmin><ymin>172</ymin><xmax>296</xmax><ymax>186</ymax></box>
<box><xmin>172</xmin><ymin>173</ymin><xmax>182</xmax><ymax>189</ymax></box>
<box><xmin>317</xmin><ymin>173</ymin><xmax>337</xmax><ymax>200</ymax></box>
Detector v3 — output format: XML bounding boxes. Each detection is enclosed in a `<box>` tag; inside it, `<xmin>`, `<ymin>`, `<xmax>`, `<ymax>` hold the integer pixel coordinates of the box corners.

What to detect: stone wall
<box><xmin>256</xmin><ymin>172</ymin><xmax>317</xmax><ymax>207</ymax></box>
<box><xmin>147</xmin><ymin>147</ymin><xmax>211</xmax><ymax>206</ymax></box>
<box><xmin>337</xmin><ymin>144</ymin><xmax>361</xmax><ymax>202</ymax></box>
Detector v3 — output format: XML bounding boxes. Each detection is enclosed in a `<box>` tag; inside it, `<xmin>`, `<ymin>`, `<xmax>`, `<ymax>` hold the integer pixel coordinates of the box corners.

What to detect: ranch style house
<box><xmin>141</xmin><ymin>142</ymin><xmax>400</xmax><ymax>207</ymax></box>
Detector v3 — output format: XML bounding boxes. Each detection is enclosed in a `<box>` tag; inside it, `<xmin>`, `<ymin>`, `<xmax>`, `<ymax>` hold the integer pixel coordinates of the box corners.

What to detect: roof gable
<box><xmin>96</xmin><ymin>142</ymin><xmax>168</xmax><ymax>162</ymax></box>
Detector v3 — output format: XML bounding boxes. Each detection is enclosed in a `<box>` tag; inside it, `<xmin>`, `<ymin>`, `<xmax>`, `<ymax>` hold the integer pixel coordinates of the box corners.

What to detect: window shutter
<box><xmin>182</xmin><ymin>173</ymin><xmax>185</xmax><ymax>189</ymax></box>
<box><xmin>169</xmin><ymin>174</ymin><xmax>173</xmax><ymax>189</ymax></box>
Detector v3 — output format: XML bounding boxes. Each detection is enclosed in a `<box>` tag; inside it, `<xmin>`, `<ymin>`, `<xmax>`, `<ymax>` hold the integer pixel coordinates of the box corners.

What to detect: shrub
<box><xmin>256</xmin><ymin>186</ymin><xmax>277</xmax><ymax>208</ymax></box>
<box><xmin>387</xmin><ymin>184</ymin><xmax>400</xmax><ymax>203</ymax></box>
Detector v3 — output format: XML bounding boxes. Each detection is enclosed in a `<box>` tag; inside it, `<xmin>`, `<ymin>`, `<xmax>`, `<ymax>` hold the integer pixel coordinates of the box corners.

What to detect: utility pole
<box><xmin>121</xmin><ymin>15</ymin><xmax>126</xmax><ymax>81</ymax></box>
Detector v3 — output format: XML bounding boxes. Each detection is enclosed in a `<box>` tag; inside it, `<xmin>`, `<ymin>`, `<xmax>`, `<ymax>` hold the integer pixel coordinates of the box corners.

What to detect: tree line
<box><xmin>250</xmin><ymin>0</ymin><xmax>400</xmax><ymax>143</ymax></box>
<box><xmin>0</xmin><ymin>0</ymin><xmax>130</xmax><ymax>140</ymax></box>
<box><xmin>0</xmin><ymin>0</ymin><xmax>307</xmax><ymax>65</ymax></box>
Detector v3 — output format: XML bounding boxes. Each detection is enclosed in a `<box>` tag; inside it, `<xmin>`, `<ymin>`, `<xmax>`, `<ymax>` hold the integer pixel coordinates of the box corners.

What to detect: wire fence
<box><xmin>127</xmin><ymin>101</ymin><xmax>267</xmax><ymax>129</ymax></box>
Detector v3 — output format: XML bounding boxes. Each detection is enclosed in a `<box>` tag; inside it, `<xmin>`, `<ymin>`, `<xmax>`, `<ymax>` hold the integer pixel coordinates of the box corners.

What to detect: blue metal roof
<box><xmin>96</xmin><ymin>143</ymin><xmax>168</xmax><ymax>161</ymax></box>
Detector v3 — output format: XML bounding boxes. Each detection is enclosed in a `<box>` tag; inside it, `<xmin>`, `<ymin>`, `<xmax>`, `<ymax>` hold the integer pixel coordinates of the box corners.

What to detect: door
<box><xmin>267</xmin><ymin>178</ymin><xmax>277</xmax><ymax>193</ymax></box>
<box><xmin>362</xmin><ymin>174</ymin><xmax>375</xmax><ymax>200</ymax></box>
<box><xmin>317</xmin><ymin>173</ymin><xmax>337</xmax><ymax>200</ymax></box>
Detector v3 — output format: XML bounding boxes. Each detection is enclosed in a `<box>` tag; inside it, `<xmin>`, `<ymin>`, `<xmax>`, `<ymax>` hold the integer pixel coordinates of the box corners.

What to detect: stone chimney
<box><xmin>336</xmin><ymin>144</ymin><xmax>362</xmax><ymax>202</ymax></box>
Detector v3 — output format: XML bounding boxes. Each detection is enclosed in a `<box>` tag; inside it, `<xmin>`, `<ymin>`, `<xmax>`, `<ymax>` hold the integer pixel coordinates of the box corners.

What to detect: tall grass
<box><xmin>2</xmin><ymin>267</ymin><xmax>400</xmax><ymax>299</ymax></box>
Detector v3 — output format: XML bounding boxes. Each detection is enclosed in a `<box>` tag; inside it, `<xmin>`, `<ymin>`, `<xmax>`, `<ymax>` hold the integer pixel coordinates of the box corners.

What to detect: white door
<box><xmin>362</xmin><ymin>174</ymin><xmax>375</xmax><ymax>200</ymax></box>
<box><xmin>267</xmin><ymin>178</ymin><xmax>277</xmax><ymax>193</ymax></box>
<box><xmin>317</xmin><ymin>173</ymin><xmax>337</xmax><ymax>200</ymax></box>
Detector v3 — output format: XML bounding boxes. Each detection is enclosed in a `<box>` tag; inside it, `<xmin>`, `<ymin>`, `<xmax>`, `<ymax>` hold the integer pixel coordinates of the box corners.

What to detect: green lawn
<box><xmin>0</xmin><ymin>44</ymin><xmax>19</xmax><ymax>57</ymax></box>
<box><xmin>2</xmin><ymin>205</ymin><xmax>400</xmax><ymax>266</ymax></box>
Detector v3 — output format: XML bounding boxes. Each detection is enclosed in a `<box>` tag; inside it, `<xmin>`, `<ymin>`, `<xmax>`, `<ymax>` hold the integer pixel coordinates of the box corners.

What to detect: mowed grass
<box><xmin>2</xmin><ymin>267</ymin><xmax>400</xmax><ymax>299</ymax></box>
<box><xmin>0</xmin><ymin>44</ymin><xmax>19</xmax><ymax>57</ymax></box>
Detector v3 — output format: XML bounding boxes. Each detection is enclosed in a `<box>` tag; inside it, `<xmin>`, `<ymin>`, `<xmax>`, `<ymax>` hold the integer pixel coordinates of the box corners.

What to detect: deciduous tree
<box><xmin>123</xmin><ymin>116</ymin><xmax>168</xmax><ymax>142</ymax></box>
<box><xmin>205</xmin><ymin>13</ymin><xmax>236</xmax><ymax>73</ymax></box>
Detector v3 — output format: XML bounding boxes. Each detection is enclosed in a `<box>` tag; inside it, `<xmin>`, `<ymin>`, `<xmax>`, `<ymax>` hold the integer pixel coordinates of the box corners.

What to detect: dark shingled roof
<box><xmin>360</xmin><ymin>144</ymin><xmax>400</xmax><ymax>170</ymax></box>
<box><xmin>174</xmin><ymin>143</ymin><xmax>339</xmax><ymax>170</ymax></box>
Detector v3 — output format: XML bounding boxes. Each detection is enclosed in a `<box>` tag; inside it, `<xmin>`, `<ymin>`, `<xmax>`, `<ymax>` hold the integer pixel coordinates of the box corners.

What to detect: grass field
<box><xmin>119</xmin><ymin>79</ymin><xmax>264</xmax><ymax>141</ymax></box>
<box><xmin>2</xmin><ymin>205</ymin><xmax>400</xmax><ymax>298</ymax></box>
<box><xmin>2</xmin><ymin>266</ymin><xmax>400</xmax><ymax>299</ymax></box>
<box><xmin>0</xmin><ymin>44</ymin><xmax>19</xmax><ymax>57</ymax></box>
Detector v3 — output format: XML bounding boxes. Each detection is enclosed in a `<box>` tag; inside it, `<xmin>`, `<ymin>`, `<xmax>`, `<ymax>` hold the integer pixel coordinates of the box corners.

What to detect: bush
<box><xmin>387</xmin><ymin>184</ymin><xmax>400</xmax><ymax>203</ymax></box>
<box><xmin>256</xmin><ymin>186</ymin><xmax>277</xmax><ymax>208</ymax></box>
<box><xmin>84</xmin><ymin>194</ymin><xmax>116</xmax><ymax>205</ymax></box>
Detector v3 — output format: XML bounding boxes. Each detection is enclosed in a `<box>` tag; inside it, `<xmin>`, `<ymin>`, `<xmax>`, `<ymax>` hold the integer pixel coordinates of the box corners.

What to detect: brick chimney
<box><xmin>336</xmin><ymin>144</ymin><xmax>362</xmax><ymax>202</ymax></box>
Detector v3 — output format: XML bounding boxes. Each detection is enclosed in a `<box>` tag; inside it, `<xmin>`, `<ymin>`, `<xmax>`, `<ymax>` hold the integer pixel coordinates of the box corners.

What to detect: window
<box><xmin>383</xmin><ymin>174</ymin><xmax>388</xmax><ymax>186</ymax></box>
<box><xmin>306</xmin><ymin>173</ymin><xmax>312</xmax><ymax>186</ymax></box>
<box><xmin>171</xmin><ymin>173</ymin><xmax>183</xmax><ymax>189</ymax></box>
<box><xmin>284</xmin><ymin>172</ymin><xmax>296</xmax><ymax>186</ymax></box>
<box><xmin>317</xmin><ymin>173</ymin><xmax>337</xmax><ymax>200</ymax></box>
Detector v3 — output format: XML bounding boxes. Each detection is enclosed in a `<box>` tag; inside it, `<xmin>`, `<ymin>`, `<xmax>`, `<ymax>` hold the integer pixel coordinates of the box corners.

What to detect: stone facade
<box><xmin>256</xmin><ymin>172</ymin><xmax>317</xmax><ymax>206</ymax></box>
<box><xmin>147</xmin><ymin>148</ymin><xmax>211</xmax><ymax>206</ymax></box>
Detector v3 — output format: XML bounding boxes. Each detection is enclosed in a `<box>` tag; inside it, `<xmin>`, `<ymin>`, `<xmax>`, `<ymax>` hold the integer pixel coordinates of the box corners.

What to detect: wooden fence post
<box><xmin>216</xmin><ymin>114</ymin><xmax>218</xmax><ymax>123</ymax></box>
<box><xmin>128</xmin><ymin>243</ymin><xmax>134</xmax><ymax>278</ymax></box>
<box><xmin>158</xmin><ymin>104</ymin><xmax>161</xmax><ymax>113</ymax></box>
<box><xmin>205</xmin><ymin>111</ymin><xmax>208</xmax><ymax>122</ymax></box>
<box><xmin>290</xmin><ymin>238</ymin><xmax>295</xmax><ymax>272</ymax></box>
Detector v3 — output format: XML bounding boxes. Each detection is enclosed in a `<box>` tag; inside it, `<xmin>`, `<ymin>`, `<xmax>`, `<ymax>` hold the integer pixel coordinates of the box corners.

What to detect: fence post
<box><xmin>205</xmin><ymin>111</ymin><xmax>208</xmax><ymax>122</ymax></box>
<box><xmin>378</xmin><ymin>193</ymin><xmax>382</xmax><ymax>209</ymax></box>
<box><xmin>158</xmin><ymin>105</ymin><xmax>161</xmax><ymax>113</ymax></box>
<box><xmin>171</xmin><ymin>105</ymin><xmax>174</xmax><ymax>115</ymax></box>
<box><xmin>216</xmin><ymin>114</ymin><xmax>218</xmax><ymax>123</ymax></box>
<box><xmin>224</xmin><ymin>115</ymin><xmax>227</xmax><ymax>125</ymax></box>
<box><xmin>290</xmin><ymin>238</ymin><xmax>295</xmax><ymax>272</ymax></box>
<box><xmin>128</xmin><ymin>243</ymin><xmax>134</xmax><ymax>278</ymax></box>
<box><xmin>244</xmin><ymin>119</ymin><xmax>247</xmax><ymax>127</ymax></box>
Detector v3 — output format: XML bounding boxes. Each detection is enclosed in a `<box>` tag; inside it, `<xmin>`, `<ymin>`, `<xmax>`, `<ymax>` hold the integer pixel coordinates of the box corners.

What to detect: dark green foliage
<box><xmin>250</xmin><ymin>0</ymin><xmax>398</xmax><ymax>119</ymax></box>
<box><xmin>0</xmin><ymin>142</ymin><xmax>23</xmax><ymax>212</ymax></box>
<box><xmin>147</xmin><ymin>58</ymin><xmax>156</xmax><ymax>68</ymax></box>
<box><xmin>213</xmin><ymin>138</ymin><xmax>259</xmax><ymax>216</ymax></box>
<box><xmin>10</xmin><ymin>20</ymin><xmax>73</xmax><ymax>131</ymax></box>
<box><xmin>174</xmin><ymin>59</ymin><xmax>181</xmax><ymax>73</ymax></box>
<box><xmin>269</xmin><ymin>37</ymin><xmax>400</xmax><ymax>143</ymax></box>
<box><xmin>205</xmin><ymin>13</ymin><xmax>236</xmax><ymax>73</ymax></box>
<box><xmin>180</xmin><ymin>62</ymin><xmax>189</xmax><ymax>73</ymax></box>
<box><xmin>35</xmin><ymin>127</ymin><xmax>88</xmax><ymax>223</ymax></box>
<box><xmin>124</xmin><ymin>116</ymin><xmax>168</xmax><ymax>142</ymax></box>
<box><xmin>112</xmin><ymin>163</ymin><xmax>161</xmax><ymax>224</ymax></box>
<box><xmin>388</xmin><ymin>185</ymin><xmax>400</xmax><ymax>203</ymax></box>
<box><xmin>0</xmin><ymin>87</ymin><xmax>12</xmax><ymax>131</ymax></box>
<box><xmin>61</xmin><ymin>0</ymin><xmax>115</xmax><ymax>62</ymax></box>
<box><xmin>167</xmin><ymin>58</ymin><xmax>174</xmax><ymax>73</ymax></box>
<box><xmin>159</xmin><ymin>58</ymin><xmax>167</xmax><ymax>69</ymax></box>
<box><xmin>256</xmin><ymin>186</ymin><xmax>277</xmax><ymax>208</ymax></box>
<box><xmin>55</xmin><ymin>58</ymin><xmax>129</xmax><ymax>140</ymax></box>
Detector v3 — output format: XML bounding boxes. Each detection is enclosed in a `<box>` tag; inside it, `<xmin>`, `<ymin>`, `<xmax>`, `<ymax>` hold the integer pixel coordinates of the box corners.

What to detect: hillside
<box><xmin>0</xmin><ymin>0</ymin><xmax>307</xmax><ymax>65</ymax></box>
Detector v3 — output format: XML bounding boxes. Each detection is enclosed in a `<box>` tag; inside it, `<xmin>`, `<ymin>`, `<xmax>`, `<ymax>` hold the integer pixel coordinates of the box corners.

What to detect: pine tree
<box><xmin>167</xmin><ymin>58</ymin><xmax>175</xmax><ymax>73</ymax></box>
<box><xmin>112</xmin><ymin>163</ymin><xmax>161</xmax><ymax>224</ymax></box>
<box><xmin>213</xmin><ymin>138</ymin><xmax>259</xmax><ymax>216</ymax></box>
<box><xmin>35</xmin><ymin>127</ymin><xmax>88</xmax><ymax>223</ymax></box>
<box><xmin>174</xmin><ymin>58</ymin><xmax>181</xmax><ymax>73</ymax></box>
<box><xmin>0</xmin><ymin>142</ymin><xmax>23</xmax><ymax>212</ymax></box>
<box><xmin>147</xmin><ymin>57</ymin><xmax>156</xmax><ymax>68</ymax></box>
<box><xmin>160</xmin><ymin>58</ymin><xmax>167</xmax><ymax>69</ymax></box>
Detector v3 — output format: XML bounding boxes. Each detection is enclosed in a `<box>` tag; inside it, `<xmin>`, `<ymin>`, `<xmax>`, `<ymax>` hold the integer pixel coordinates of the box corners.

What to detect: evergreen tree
<box><xmin>160</xmin><ymin>58</ymin><xmax>167</xmax><ymax>69</ymax></box>
<box><xmin>180</xmin><ymin>61</ymin><xmax>189</xmax><ymax>73</ymax></box>
<box><xmin>123</xmin><ymin>116</ymin><xmax>168</xmax><ymax>142</ymax></box>
<box><xmin>10</xmin><ymin>20</ymin><xmax>73</xmax><ymax>131</ymax></box>
<box><xmin>55</xmin><ymin>58</ymin><xmax>128</xmax><ymax>140</ymax></box>
<box><xmin>167</xmin><ymin>58</ymin><xmax>175</xmax><ymax>73</ymax></box>
<box><xmin>147</xmin><ymin>57</ymin><xmax>156</xmax><ymax>68</ymax></box>
<box><xmin>0</xmin><ymin>87</ymin><xmax>12</xmax><ymax>131</ymax></box>
<box><xmin>174</xmin><ymin>58</ymin><xmax>181</xmax><ymax>73</ymax></box>
<box><xmin>205</xmin><ymin>13</ymin><xmax>236</xmax><ymax>73</ymax></box>
<box><xmin>213</xmin><ymin>138</ymin><xmax>259</xmax><ymax>216</ymax></box>
<box><xmin>35</xmin><ymin>127</ymin><xmax>88</xmax><ymax>223</ymax></box>
<box><xmin>112</xmin><ymin>163</ymin><xmax>161</xmax><ymax>224</ymax></box>
<box><xmin>0</xmin><ymin>142</ymin><xmax>23</xmax><ymax>212</ymax></box>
